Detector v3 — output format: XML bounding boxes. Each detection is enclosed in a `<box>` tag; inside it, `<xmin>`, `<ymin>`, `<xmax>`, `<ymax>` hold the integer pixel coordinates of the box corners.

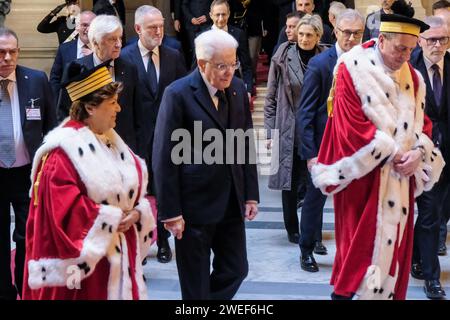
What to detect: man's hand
<box><xmin>245</xmin><ymin>202</ymin><xmax>258</xmax><ymax>221</ymax></box>
<box><xmin>118</xmin><ymin>209</ymin><xmax>140</xmax><ymax>233</ymax></box>
<box><xmin>307</xmin><ymin>157</ymin><xmax>318</xmax><ymax>172</ymax></box>
<box><xmin>174</xmin><ymin>19</ymin><xmax>181</xmax><ymax>32</ymax></box>
<box><xmin>197</xmin><ymin>15</ymin><xmax>207</xmax><ymax>24</ymax></box>
<box><xmin>164</xmin><ymin>217</ymin><xmax>185</xmax><ymax>240</ymax></box>
<box><xmin>393</xmin><ymin>149</ymin><xmax>422</xmax><ymax>177</ymax></box>
<box><xmin>51</xmin><ymin>3</ymin><xmax>66</xmax><ymax>16</ymax></box>
<box><xmin>266</xmin><ymin>139</ymin><xmax>272</xmax><ymax>150</ymax></box>
<box><xmin>191</xmin><ymin>17</ymin><xmax>200</xmax><ymax>25</ymax></box>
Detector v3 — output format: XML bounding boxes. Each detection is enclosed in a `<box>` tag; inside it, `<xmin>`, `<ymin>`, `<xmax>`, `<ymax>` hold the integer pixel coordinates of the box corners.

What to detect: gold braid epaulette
<box><xmin>327</xmin><ymin>73</ymin><xmax>337</xmax><ymax>118</ymax></box>
<box><xmin>33</xmin><ymin>153</ymin><xmax>49</xmax><ymax>207</ymax></box>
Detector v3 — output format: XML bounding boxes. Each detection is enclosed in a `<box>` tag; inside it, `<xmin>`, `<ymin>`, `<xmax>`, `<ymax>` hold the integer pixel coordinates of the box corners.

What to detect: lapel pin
<box><xmin>233</xmin><ymin>91</ymin><xmax>236</xmax><ymax>96</ymax></box>
<box><xmin>24</xmin><ymin>75</ymin><xmax>28</xmax><ymax>79</ymax></box>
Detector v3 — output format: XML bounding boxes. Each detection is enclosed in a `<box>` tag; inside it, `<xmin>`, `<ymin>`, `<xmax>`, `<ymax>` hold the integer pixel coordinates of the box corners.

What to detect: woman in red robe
<box><xmin>22</xmin><ymin>62</ymin><xmax>155</xmax><ymax>300</ymax></box>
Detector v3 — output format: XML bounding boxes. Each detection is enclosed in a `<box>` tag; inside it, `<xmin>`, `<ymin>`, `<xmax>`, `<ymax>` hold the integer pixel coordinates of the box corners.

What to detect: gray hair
<box><xmin>329</xmin><ymin>1</ymin><xmax>346</xmax><ymax>17</ymax></box>
<box><xmin>88</xmin><ymin>14</ymin><xmax>123</xmax><ymax>45</ymax></box>
<box><xmin>135</xmin><ymin>5</ymin><xmax>163</xmax><ymax>26</ymax></box>
<box><xmin>195</xmin><ymin>29</ymin><xmax>238</xmax><ymax>61</ymax></box>
<box><xmin>336</xmin><ymin>9</ymin><xmax>365</xmax><ymax>28</ymax></box>
<box><xmin>424</xmin><ymin>15</ymin><xmax>447</xmax><ymax>30</ymax></box>
<box><xmin>296</xmin><ymin>14</ymin><xmax>324</xmax><ymax>39</ymax></box>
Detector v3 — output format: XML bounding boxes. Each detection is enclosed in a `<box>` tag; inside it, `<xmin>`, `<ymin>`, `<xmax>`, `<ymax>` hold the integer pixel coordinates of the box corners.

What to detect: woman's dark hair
<box><xmin>69</xmin><ymin>82</ymin><xmax>123</xmax><ymax>122</ymax></box>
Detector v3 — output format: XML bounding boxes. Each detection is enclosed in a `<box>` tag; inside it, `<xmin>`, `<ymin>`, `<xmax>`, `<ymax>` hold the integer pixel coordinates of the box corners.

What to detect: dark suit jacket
<box><xmin>152</xmin><ymin>69</ymin><xmax>259</xmax><ymax>224</ymax></box>
<box><xmin>411</xmin><ymin>49</ymin><xmax>450</xmax><ymax>164</ymax></box>
<box><xmin>49</xmin><ymin>39</ymin><xmax>78</xmax><ymax>103</ymax></box>
<box><xmin>93</xmin><ymin>0</ymin><xmax>126</xmax><ymax>25</ymax></box>
<box><xmin>196</xmin><ymin>24</ymin><xmax>253</xmax><ymax>93</ymax></box>
<box><xmin>171</xmin><ymin>0</ymin><xmax>183</xmax><ymax>21</ymax></box>
<box><xmin>15</xmin><ymin>65</ymin><xmax>57</xmax><ymax>159</ymax></box>
<box><xmin>57</xmin><ymin>55</ymin><xmax>145</xmax><ymax>156</ymax></box>
<box><xmin>121</xmin><ymin>43</ymin><xmax>187</xmax><ymax>162</ymax></box>
<box><xmin>181</xmin><ymin>0</ymin><xmax>212</xmax><ymax>28</ymax></box>
<box><xmin>296</xmin><ymin>45</ymin><xmax>337</xmax><ymax>160</ymax></box>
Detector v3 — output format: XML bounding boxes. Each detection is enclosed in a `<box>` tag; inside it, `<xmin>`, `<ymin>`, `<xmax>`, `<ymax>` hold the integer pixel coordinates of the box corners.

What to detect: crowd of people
<box><xmin>0</xmin><ymin>0</ymin><xmax>449</xmax><ymax>301</ymax></box>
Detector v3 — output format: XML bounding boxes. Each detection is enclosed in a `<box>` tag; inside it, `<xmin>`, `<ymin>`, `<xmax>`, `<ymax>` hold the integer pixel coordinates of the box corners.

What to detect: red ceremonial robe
<box><xmin>22</xmin><ymin>120</ymin><xmax>155</xmax><ymax>300</ymax></box>
<box><xmin>312</xmin><ymin>41</ymin><xmax>444</xmax><ymax>300</ymax></box>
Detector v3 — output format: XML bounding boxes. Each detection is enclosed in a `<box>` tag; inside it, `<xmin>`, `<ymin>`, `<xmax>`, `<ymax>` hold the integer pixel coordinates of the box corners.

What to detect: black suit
<box><xmin>121</xmin><ymin>42</ymin><xmax>187</xmax><ymax>243</ymax></box>
<box><xmin>152</xmin><ymin>69</ymin><xmax>259</xmax><ymax>299</ymax></box>
<box><xmin>93</xmin><ymin>0</ymin><xmax>126</xmax><ymax>26</ymax></box>
<box><xmin>181</xmin><ymin>0</ymin><xmax>213</xmax><ymax>52</ymax></box>
<box><xmin>0</xmin><ymin>66</ymin><xmax>56</xmax><ymax>299</ymax></box>
<box><xmin>57</xmin><ymin>54</ymin><xmax>145</xmax><ymax>156</ymax></box>
<box><xmin>296</xmin><ymin>45</ymin><xmax>338</xmax><ymax>255</ymax></box>
<box><xmin>410</xmin><ymin>49</ymin><xmax>450</xmax><ymax>281</ymax></box>
<box><xmin>49</xmin><ymin>39</ymin><xmax>78</xmax><ymax>103</ymax></box>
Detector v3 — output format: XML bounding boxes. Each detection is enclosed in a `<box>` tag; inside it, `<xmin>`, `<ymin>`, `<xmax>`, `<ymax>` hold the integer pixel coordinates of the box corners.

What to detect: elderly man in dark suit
<box><xmin>49</xmin><ymin>10</ymin><xmax>96</xmax><ymax>102</ymax></box>
<box><xmin>295</xmin><ymin>9</ymin><xmax>364</xmax><ymax>272</ymax></box>
<box><xmin>0</xmin><ymin>27</ymin><xmax>56</xmax><ymax>300</ymax></box>
<box><xmin>57</xmin><ymin>14</ymin><xmax>145</xmax><ymax>156</ymax></box>
<box><xmin>121</xmin><ymin>5</ymin><xmax>187</xmax><ymax>264</ymax></box>
<box><xmin>153</xmin><ymin>29</ymin><xmax>259</xmax><ymax>300</ymax></box>
<box><xmin>410</xmin><ymin>15</ymin><xmax>450</xmax><ymax>300</ymax></box>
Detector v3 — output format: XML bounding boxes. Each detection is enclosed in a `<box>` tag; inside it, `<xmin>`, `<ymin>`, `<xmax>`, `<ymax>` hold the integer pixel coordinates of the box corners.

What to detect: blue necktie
<box><xmin>147</xmin><ymin>51</ymin><xmax>157</xmax><ymax>96</ymax></box>
<box><xmin>432</xmin><ymin>64</ymin><xmax>442</xmax><ymax>107</ymax></box>
<box><xmin>0</xmin><ymin>79</ymin><xmax>15</xmax><ymax>167</ymax></box>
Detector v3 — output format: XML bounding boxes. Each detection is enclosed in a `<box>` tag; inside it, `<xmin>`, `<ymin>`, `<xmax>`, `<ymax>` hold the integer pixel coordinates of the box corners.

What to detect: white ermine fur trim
<box><xmin>28</xmin><ymin>204</ymin><xmax>122</xmax><ymax>289</ymax></box>
<box><xmin>311</xmin><ymin>130</ymin><xmax>396</xmax><ymax>195</ymax></box>
<box><xmin>316</xmin><ymin>42</ymin><xmax>445</xmax><ymax>300</ymax></box>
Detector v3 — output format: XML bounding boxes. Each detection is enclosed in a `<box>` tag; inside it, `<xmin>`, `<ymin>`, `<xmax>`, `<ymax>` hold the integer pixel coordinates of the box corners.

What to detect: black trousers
<box><xmin>414</xmin><ymin>172</ymin><xmax>450</xmax><ymax>280</ymax></box>
<box><xmin>0</xmin><ymin>165</ymin><xmax>31</xmax><ymax>300</ymax></box>
<box><xmin>438</xmin><ymin>189</ymin><xmax>450</xmax><ymax>246</ymax></box>
<box><xmin>281</xmin><ymin>151</ymin><xmax>307</xmax><ymax>235</ymax></box>
<box><xmin>299</xmin><ymin>171</ymin><xmax>327</xmax><ymax>255</ymax></box>
<box><xmin>174</xmin><ymin>191</ymin><xmax>248</xmax><ymax>300</ymax></box>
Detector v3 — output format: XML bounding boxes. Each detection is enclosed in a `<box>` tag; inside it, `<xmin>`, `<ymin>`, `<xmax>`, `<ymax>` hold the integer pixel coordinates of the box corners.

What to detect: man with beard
<box><xmin>121</xmin><ymin>5</ymin><xmax>186</xmax><ymax>264</ymax></box>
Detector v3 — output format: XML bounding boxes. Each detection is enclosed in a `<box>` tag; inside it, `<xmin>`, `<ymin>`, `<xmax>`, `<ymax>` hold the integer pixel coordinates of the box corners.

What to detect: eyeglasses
<box><xmin>207</xmin><ymin>61</ymin><xmax>240</xmax><ymax>71</ymax></box>
<box><xmin>0</xmin><ymin>48</ymin><xmax>19</xmax><ymax>58</ymax></box>
<box><xmin>337</xmin><ymin>28</ymin><xmax>363</xmax><ymax>39</ymax></box>
<box><xmin>420</xmin><ymin>36</ymin><xmax>449</xmax><ymax>46</ymax></box>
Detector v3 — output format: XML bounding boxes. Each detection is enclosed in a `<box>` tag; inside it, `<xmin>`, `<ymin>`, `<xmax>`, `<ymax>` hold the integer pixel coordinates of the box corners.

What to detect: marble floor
<box><xmin>10</xmin><ymin>174</ymin><xmax>450</xmax><ymax>300</ymax></box>
<box><xmin>142</xmin><ymin>174</ymin><xmax>450</xmax><ymax>300</ymax></box>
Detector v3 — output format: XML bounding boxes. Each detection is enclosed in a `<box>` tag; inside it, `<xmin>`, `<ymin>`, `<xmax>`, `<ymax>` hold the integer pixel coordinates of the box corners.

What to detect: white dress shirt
<box><xmin>0</xmin><ymin>72</ymin><xmax>30</xmax><ymax>168</ymax></box>
<box><xmin>335</xmin><ymin>42</ymin><xmax>345</xmax><ymax>59</ymax></box>
<box><xmin>138</xmin><ymin>39</ymin><xmax>160</xmax><ymax>82</ymax></box>
<box><xmin>200</xmin><ymin>71</ymin><xmax>219</xmax><ymax>109</ymax></box>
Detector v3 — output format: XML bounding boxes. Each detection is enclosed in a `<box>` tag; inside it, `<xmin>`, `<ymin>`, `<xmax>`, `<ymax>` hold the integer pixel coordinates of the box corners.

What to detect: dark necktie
<box><xmin>147</xmin><ymin>51</ymin><xmax>157</xmax><ymax>96</ymax></box>
<box><xmin>215</xmin><ymin>90</ymin><xmax>229</xmax><ymax>127</ymax></box>
<box><xmin>0</xmin><ymin>79</ymin><xmax>15</xmax><ymax>167</ymax></box>
<box><xmin>432</xmin><ymin>64</ymin><xmax>442</xmax><ymax>107</ymax></box>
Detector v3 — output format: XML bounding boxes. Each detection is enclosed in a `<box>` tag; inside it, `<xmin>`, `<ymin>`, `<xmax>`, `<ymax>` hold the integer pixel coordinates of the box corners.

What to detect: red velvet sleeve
<box><xmin>28</xmin><ymin>148</ymin><xmax>101</xmax><ymax>260</ymax></box>
<box><xmin>318</xmin><ymin>63</ymin><xmax>378</xmax><ymax>165</ymax></box>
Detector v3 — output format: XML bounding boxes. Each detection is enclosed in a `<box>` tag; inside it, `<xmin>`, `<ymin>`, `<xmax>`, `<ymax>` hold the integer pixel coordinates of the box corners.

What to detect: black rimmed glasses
<box><xmin>337</xmin><ymin>28</ymin><xmax>363</xmax><ymax>39</ymax></box>
<box><xmin>420</xmin><ymin>36</ymin><xmax>449</xmax><ymax>46</ymax></box>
